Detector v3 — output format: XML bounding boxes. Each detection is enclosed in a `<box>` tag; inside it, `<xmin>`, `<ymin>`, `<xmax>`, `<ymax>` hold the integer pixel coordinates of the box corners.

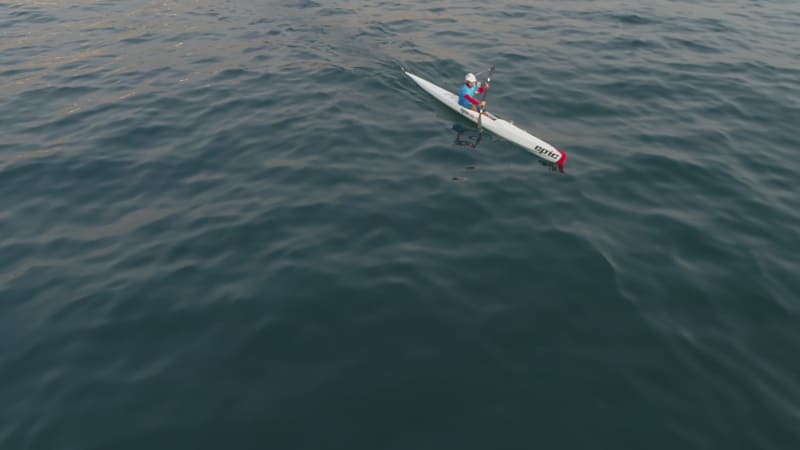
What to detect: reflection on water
<box><xmin>452</xmin><ymin>123</ymin><xmax>483</xmax><ymax>148</ymax></box>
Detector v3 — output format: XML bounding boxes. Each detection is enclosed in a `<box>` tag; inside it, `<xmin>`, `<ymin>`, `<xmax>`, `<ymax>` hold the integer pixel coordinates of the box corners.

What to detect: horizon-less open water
<box><xmin>1</xmin><ymin>1</ymin><xmax>799</xmax><ymax>449</ymax></box>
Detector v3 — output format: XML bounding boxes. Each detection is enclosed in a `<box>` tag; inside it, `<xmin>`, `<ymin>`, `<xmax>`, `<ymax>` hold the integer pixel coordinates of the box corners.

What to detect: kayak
<box><xmin>405</xmin><ymin>70</ymin><xmax>567</xmax><ymax>171</ymax></box>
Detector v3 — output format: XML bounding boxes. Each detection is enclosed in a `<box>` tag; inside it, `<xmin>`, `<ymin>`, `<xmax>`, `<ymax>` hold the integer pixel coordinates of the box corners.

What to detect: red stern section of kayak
<box><xmin>556</xmin><ymin>149</ymin><xmax>567</xmax><ymax>173</ymax></box>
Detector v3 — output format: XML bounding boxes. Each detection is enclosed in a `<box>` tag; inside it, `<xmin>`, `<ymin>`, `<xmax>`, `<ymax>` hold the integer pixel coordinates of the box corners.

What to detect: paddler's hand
<box><xmin>480</xmin><ymin>100</ymin><xmax>487</xmax><ymax>107</ymax></box>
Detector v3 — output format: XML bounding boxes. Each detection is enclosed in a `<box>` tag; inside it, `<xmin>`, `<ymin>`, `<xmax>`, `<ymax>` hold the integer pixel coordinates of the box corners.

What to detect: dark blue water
<box><xmin>2</xmin><ymin>1</ymin><xmax>799</xmax><ymax>448</ymax></box>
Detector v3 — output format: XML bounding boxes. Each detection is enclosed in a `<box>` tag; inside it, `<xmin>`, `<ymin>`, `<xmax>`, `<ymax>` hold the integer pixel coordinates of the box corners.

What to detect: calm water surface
<box><xmin>1</xmin><ymin>1</ymin><xmax>799</xmax><ymax>449</ymax></box>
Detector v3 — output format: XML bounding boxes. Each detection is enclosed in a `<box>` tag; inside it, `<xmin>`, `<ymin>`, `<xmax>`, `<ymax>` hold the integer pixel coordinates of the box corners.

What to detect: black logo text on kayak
<box><xmin>535</xmin><ymin>145</ymin><xmax>559</xmax><ymax>160</ymax></box>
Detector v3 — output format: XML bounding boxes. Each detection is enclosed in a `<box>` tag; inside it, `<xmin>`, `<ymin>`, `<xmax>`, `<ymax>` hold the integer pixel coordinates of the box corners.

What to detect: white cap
<box><xmin>465</xmin><ymin>73</ymin><xmax>477</xmax><ymax>83</ymax></box>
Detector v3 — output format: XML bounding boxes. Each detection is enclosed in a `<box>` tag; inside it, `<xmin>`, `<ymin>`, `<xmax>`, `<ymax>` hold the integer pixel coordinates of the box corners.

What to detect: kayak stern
<box><xmin>556</xmin><ymin>149</ymin><xmax>567</xmax><ymax>173</ymax></box>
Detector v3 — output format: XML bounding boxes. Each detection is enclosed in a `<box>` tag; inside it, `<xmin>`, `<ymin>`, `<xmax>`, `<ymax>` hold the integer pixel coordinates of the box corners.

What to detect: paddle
<box><xmin>477</xmin><ymin>64</ymin><xmax>495</xmax><ymax>129</ymax></box>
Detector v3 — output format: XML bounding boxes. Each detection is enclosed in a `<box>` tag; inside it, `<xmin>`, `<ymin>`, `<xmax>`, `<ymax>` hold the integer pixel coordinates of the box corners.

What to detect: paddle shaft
<box><xmin>477</xmin><ymin>64</ymin><xmax>495</xmax><ymax>129</ymax></box>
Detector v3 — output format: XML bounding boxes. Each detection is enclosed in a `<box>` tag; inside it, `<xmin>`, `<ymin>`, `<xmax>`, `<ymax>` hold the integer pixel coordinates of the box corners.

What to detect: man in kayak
<box><xmin>458</xmin><ymin>73</ymin><xmax>490</xmax><ymax>112</ymax></box>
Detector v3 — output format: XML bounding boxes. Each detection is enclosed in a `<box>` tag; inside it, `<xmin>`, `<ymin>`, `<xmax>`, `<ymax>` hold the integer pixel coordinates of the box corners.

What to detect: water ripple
<box><xmin>2</xmin><ymin>1</ymin><xmax>800</xmax><ymax>449</ymax></box>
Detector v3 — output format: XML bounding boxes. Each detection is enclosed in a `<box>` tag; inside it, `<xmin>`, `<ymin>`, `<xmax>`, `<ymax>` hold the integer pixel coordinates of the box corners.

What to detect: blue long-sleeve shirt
<box><xmin>458</xmin><ymin>83</ymin><xmax>486</xmax><ymax>108</ymax></box>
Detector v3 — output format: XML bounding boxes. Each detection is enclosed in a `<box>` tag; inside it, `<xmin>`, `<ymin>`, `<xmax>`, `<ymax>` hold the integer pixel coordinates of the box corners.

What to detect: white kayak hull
<box><xmin>405</xmin><ymin>71</ymin><xmax>567</xmax><ymax>171</ymax></box>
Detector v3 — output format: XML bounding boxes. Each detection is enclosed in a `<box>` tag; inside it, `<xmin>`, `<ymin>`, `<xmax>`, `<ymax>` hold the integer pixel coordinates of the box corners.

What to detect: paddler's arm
<box><xmin>463</xmin><ymin>94</ymin><xmax>485</xmax><ymax>112</ymax></box>
<box><xmin>464</xmin><ymin>93</ymin><xmax>482</xmax><ymax>108</ymax></box>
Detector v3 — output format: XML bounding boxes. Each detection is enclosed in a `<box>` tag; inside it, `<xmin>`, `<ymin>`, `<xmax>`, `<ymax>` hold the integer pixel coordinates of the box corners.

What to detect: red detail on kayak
<box><xmin>556</xmin><ymin>149</ymin><xmax>567</xmax><ymax>173</ymax></box>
